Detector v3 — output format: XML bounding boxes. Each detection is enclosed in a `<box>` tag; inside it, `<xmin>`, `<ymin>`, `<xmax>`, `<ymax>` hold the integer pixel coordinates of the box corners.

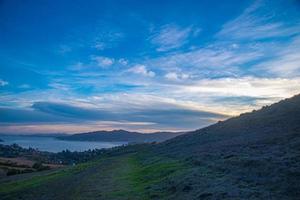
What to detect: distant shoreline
<box><xmin>0</xmin><ymin>135</ymin><xmax>127</xmax><ymax>153</ymax></box>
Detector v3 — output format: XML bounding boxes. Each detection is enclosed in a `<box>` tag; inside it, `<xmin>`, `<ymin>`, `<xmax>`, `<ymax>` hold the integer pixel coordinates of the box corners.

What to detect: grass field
<box><xmin>1</xmin><ymin>138</ymin><xmax>299</xmax><ymax>200</ymax></box>
<box><xmin>0</xmin><ymin>152</ymin><xmax>188</xmax><ymax>200</ymax></box>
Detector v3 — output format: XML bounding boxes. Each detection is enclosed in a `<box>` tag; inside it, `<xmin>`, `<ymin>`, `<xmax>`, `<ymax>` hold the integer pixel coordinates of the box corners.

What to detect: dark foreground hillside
<box><xmin>0</xmin><ymin>94</ymin><xmax>300</xmax><ymax>200</ymax></box>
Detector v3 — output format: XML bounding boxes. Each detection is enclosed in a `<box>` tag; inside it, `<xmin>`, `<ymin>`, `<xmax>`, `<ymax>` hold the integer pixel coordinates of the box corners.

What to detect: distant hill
<box><xmin>57</xmin><ymin>129</ymin><xmax>183</xmax><ymax>143</ymax></box>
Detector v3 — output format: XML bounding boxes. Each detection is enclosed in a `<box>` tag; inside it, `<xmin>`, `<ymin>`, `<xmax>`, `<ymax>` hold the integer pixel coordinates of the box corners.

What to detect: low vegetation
<box><xmin>0</xmin><ymin>160</ymin><xmax>98</xmax><ymax>196</ymax></box>
<box><xmin>0</xmin><ymin>152</ymin><xmax>189</xmax><ymax>200</ymax></box>
<box><xmin>0</xmin><ymin>143</ymin><xmax>113</xmax><ymax>166</ymax></box>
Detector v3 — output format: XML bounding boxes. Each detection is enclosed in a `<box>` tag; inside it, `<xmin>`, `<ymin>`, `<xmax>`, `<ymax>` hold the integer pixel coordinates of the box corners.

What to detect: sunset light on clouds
<box><xmin>1</xmin><ymin>0</ymin><xmax>300</xmax><ymax>133</ymax></box>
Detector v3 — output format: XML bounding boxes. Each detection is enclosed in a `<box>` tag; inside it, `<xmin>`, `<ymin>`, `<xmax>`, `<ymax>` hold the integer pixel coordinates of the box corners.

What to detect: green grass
<box><xmin>0</xmin><ymin>153</ymin><xmax>189</xmax><ymax>200</ymax></box>
<box><xmin>0</xmin><ymin>160</ymin><xmax>98</xmax><ymax>194</ymax></box>
<box><xmin>110</xmin><ymin>153</ymin><xmax>188</xmax><ymax>199</ymax></box>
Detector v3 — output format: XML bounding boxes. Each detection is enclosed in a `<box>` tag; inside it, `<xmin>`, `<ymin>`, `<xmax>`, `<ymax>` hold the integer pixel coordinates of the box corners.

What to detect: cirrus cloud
<box><xmin>150</xmin><ymin>24</ymin><xmax>200</xmax><ymax>52</ymax></box>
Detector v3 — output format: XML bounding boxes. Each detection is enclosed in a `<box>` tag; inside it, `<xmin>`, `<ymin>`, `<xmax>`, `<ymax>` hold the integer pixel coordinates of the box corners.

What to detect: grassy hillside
<box><xmin>156</xmin><ymin>94</ymin><xmax>300</xmax><ymax>157</ymax></box>
<box><xmin>0</xmin><ymin>152</ymin><xmax>191</xmax><ymax>200</ymax></box>
<box><xmin>1</xmin><ymin>94</ymin><xmax>300</xmax><ymax>199</ymax></box>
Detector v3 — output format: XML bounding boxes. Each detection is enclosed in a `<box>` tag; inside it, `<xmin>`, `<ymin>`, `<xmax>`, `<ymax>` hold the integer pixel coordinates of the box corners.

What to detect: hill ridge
<box><xmin>58</xmin><ymin>129</ymin><xmax>183</xmax><ymax>143</ymax></box>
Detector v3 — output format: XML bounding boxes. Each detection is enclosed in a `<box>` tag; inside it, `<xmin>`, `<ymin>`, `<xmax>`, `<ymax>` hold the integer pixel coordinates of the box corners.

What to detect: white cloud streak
<box><xmin>128</xmin><ymin>64</ymin><xmax>155</xmax><ymax>77</ymax></box>
<box><xmin>91</xmin><ymin>56</ymin><xmax>115</xmax><ymax>67</ymax></box>
<box><xmin>253</xmin><ymin>36</ymin><xmax>300</xmax><ymax>77</ymax></box>
<box><xmin>217</xmin><ymin>0</ymin><xmax>300</xmax><ymax>40</ymax></box>
<box><xmin>165</xmin><ymin>72</ymin><xmax>189</xmax><ymax>81</ymax></box>
<box><xmin>150</xmin><ymin>24</ymin><xmax>200</xmax><ymax>52</ymax></box>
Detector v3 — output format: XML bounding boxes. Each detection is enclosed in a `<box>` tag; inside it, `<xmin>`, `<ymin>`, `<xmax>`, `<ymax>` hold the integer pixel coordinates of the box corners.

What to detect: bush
<box><xmin>32</xmin><ymin>162</ymin><xmax>50</xmax><ymax>171</ymax></box>
<box><xmin>6</xmin><ymin>169</ymin><xmax>21</xmax><ymax>176</ymax></box>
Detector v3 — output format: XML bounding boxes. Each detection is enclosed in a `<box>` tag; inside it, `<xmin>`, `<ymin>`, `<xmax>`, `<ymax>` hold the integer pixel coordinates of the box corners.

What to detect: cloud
<box><xmin>217</xmin><ymin>0</ymin><xmax>300</xmax><ymax>40</ymax></box>
<box><xmin>128</xmin><ymin>64</ymin><xmax>155</xmax><ymax>77</ymax></box>
<box><xmin>91</xmin><ymin>56</ymin><xmax>115</xmax><ymax>67</ymax></box>
<box><xmin>165</xmin><ymin>72</ymin><xmax>178</xmax><ymax>80</ymax></box>
<box><xmin>94</xmin><ymin>42</ymin><xmax>105</xmax><ymax>50</ymax></box>
<box><xmin>48</xmin><ymin>82</ymin><xmax>71</xmax><ymax>91</ymax></box>
<box><xmin>150</xmin><ymin>24</ymin><xmax>199</xmax><ymax>52</ymax></box>
<box><xmin>31</xmin><ymin>102</ymin><xmax>115</xmax><ymax>120</ymax></box>
<box><xmin>165</xmin><ymin>72</ymin><xmax>189</xmax><ymax>81</ymax></box>
<box><xmin>0</xmin><ymin>100</ymin><xmax>227</xmax><ymax>133</ymax></box>
<box><xmin>118</xmin><ymin>58</ymin><xmax>128</xmax><ymax>65</ymax></box>
<box><xmin>2</xmin><ymin>0</ymin><xmax>300</xmax><ymax>134</ymax></box>
<box><xmin>146</xmin><ymin>45</ymin><xmax>262</xmax><ymax>78</ymax></box>
<box><xmin>31</xmin><ymin>101</ymin><xmax>226</xmax><ymax>123</ymax></box>
<box><xmin>1</xmin><ymin>74</ymin><xmax>299</xmax><ymax>133</ymax></box>
<box><xmin>0</xmin><ymin>79</ymin><xmax>9</xmax><ymax>86</ymax></box>
<box><xmin>143</xmin><ymin>1</ymin><xmax>300</xmax><ymax>80</ymax></box>
<box><xmin>176</xmin><ymin>77</ymin><xmax>300</xmax><ymax>98</ymax></box>
<box><xmin>166</xmin><ymin>76</ymin><xmax>300</xmax><ymax>114</ymax></box>
<box><xmin>0</xmin><ymin>122</ymin><xmax>157</xmax><ymax>134</ymax></box>
<box><xmin>0</xmin><ymin>107</ymin><xmax>73</xmax><ymax>123</ymax></box>
<box><xmin>18</xmin><ymin>84</ymin><xmax>30</xmax><ymax>89</ymax></box>
<box><xmin>93</xmin><ymin>30</ymin><xmax>124</xmax><ymax>51</ymax></box>
<box><xmin>253</xmin><ymin>36</ymin><xmax>300</xmax><ymax>77</ymax></box>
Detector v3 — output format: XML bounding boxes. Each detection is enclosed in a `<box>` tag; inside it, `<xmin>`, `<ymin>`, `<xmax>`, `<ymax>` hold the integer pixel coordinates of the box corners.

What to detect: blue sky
<box><xmin>0</xmin><ymin>0</ymin><xmax>300</xmax><ymax>134</ymax></box>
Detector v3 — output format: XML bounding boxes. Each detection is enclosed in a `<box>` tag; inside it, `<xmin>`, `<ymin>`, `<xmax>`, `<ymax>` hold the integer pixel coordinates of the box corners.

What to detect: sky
<box><xmin>0</xmin><ymin>0</ymin><xmax>300</xmax><ymax>134</ymax></box>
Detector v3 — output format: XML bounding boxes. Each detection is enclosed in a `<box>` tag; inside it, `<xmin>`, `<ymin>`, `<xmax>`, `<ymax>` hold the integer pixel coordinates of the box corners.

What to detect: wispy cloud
<box><xmin>48</xmin><ymin>82</ymin><xmax>71</xmax><ymax>91</ymax></box>
<box><xmin>94</xmin><ymin>42</ymin><xmax>105</xmax><ymax>50</ymax></box>
<box><xmin>91</xmin><ymin>56</ymin><xmax>115</xmax><ymax>67</ymax></box>
<box><xmin>1</xmin><ymin>74</ymin><xmax>299</xmax><ymax>133</ymax></box>
<box><xmin>150</xmin><ymin>24</ymin><xmax>200</xmax><ymax>52</ymax></box>
<box><xmin>0</xmin><ymin>99</ymin><xmax>227</xmax><ymax>133</ymax></box>
<box><xmin>211</xmin><ymin>0</ymin><xmax>300</xmax><ymax>80</ymax></box>
<box><xmin>176</xmin><ymin>77</ymin><xmax>300</xmax><ymax>98</ymax></box>
<box><xmin>144</xmin><ymin>0</ymin><xmax>300</xmax><ymax>80</ymax></box>
<box><xmin>145</xmin><ymin>45</ymin><xmax>262</xmax><ymax>79</ymax></box>
<box><xmin>18</xmin><ymin>84</ymin><xmax>30</xmax><ymax>89</ymax></box>
<box><xmin>0</xmin><ymin>122</ymin><xmax>159</xmax><ymax>134</ymax></box>
<box><xmin>217</xmin><ymin>0</ymin><xmax>300</xmax><ymax>40</ymax></box>
<box><xmin>118</xmin><ymin>58</ymin><xmax>128</xmax><ymax>66</ymax></box>
<box><xmin>93</xmin><ymin>30</ymin><xmax>124</xmax><ymax>51</ymax></box>
<box><xmin>165</xmin><ymin>72</ymin><xmax>189</xmax><ymax>81</ymax></box>
<box><xmin>253</xmin><ymin>36</ymin><xmax>300</xmax><ymax>77</ymax></box>
<box><xmin>1</xmin><ymin>0</ymin><xmax>300</xmax><ymax>134</ymax></box>
<box><xmin>128</xmin><ymin>64</ymin><xmax>155</xmax><ymax>77</ymax></box>
<box><xmin>163</xmin><ymin>77</ymin><xmax>300</xmax><ymax>114</ymax></box>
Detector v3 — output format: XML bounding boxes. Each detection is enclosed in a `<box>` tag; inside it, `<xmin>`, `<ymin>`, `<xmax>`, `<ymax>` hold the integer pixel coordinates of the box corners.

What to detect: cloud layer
<box><xmin>1</xmin><ymin>0</ymin><xmax>300</xmax><ymax>133</ymax></box>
